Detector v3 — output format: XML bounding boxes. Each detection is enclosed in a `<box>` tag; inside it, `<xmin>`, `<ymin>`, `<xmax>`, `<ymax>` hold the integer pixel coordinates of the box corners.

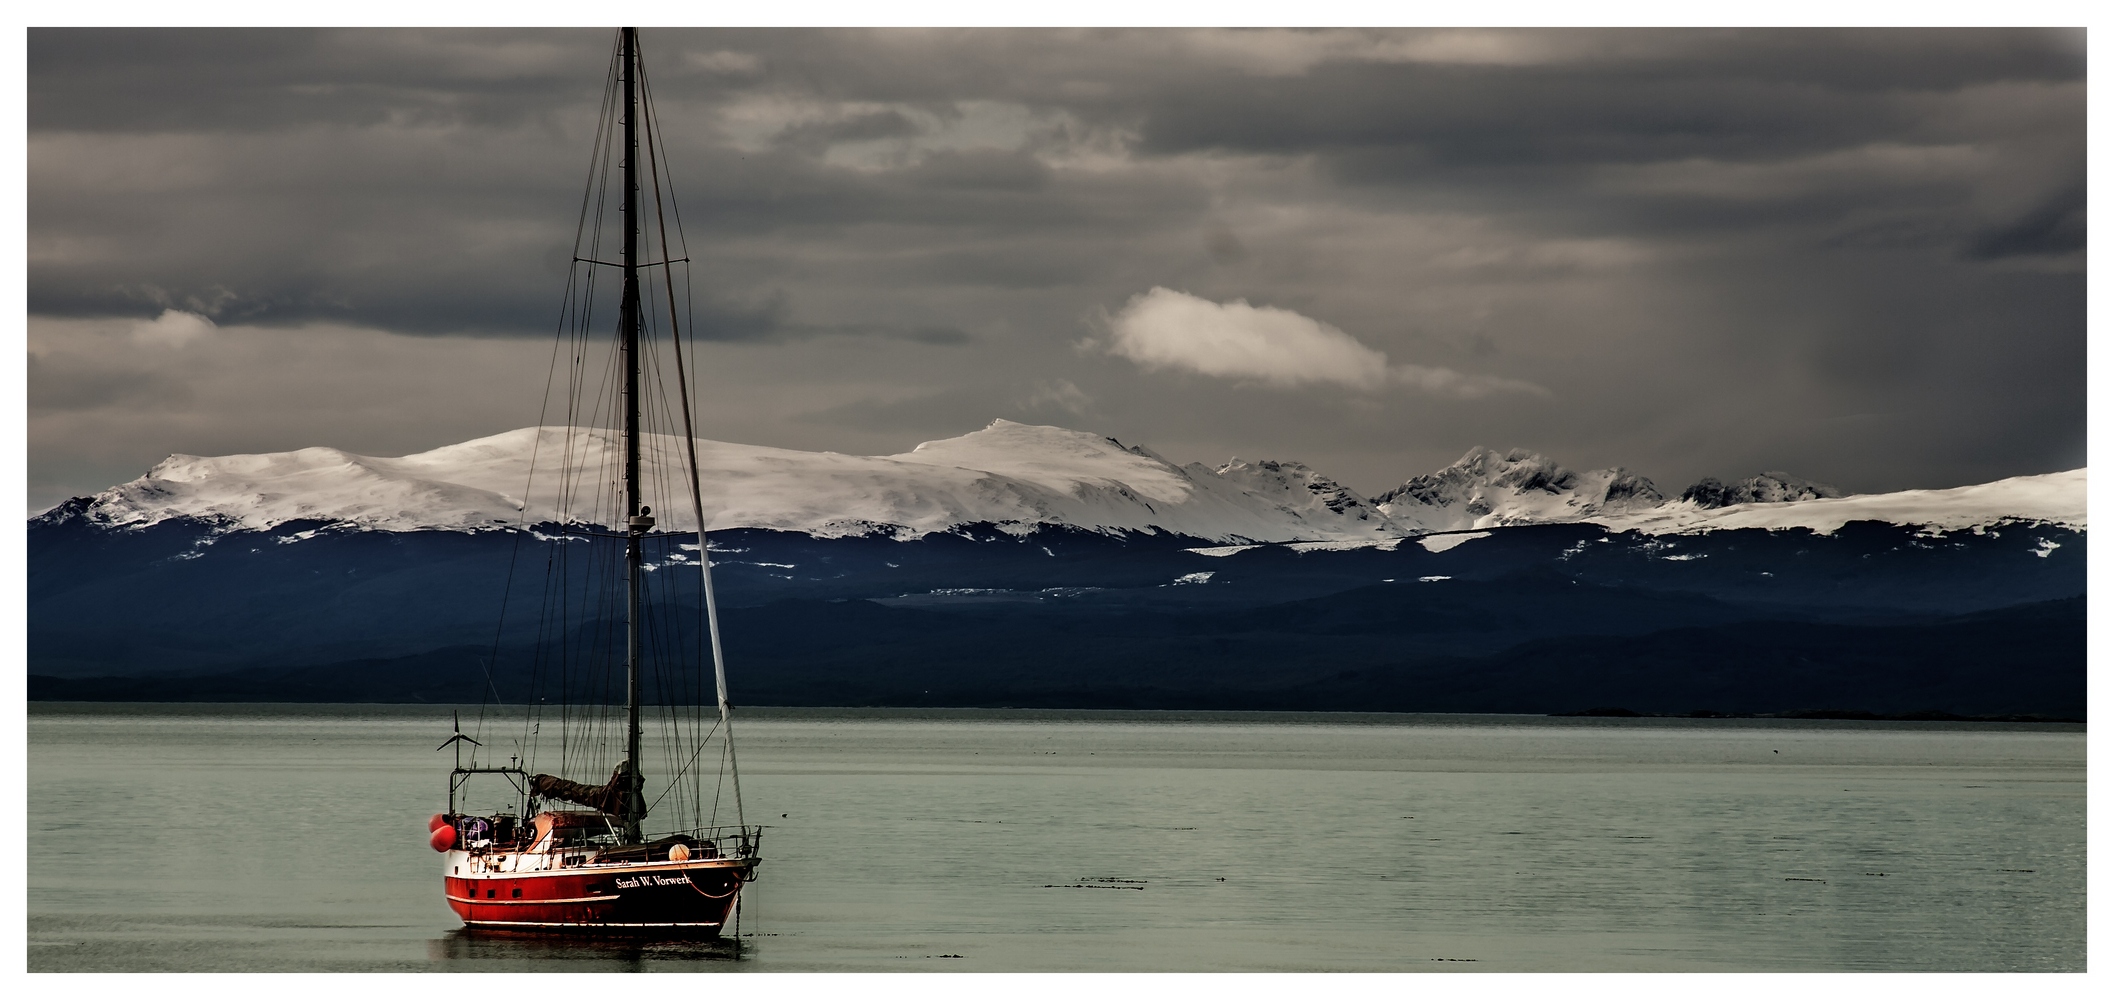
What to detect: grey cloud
<box><xmin>25</xmin><ymin>28</ymin><xmax>2085</xmax><ymax>508</ymax></box>
<box><xmin>685</xmin><ymin>289</ymin><xmax>790</xmax><ymax>342</ymax></box>
<box><xmin>798</xmin><ymin>375</ymin><xmax>1095</xmax><ymax>436</ymax></box>
<box><xmin>879</xmin><ymin>325</ymin><xmax>971</xmax><ymax>345</ymax></box>
<box><xmin>28</xmin><ymin>28</ymin><xmax>612</xmax><ymax>133</ymax></box>
<box><xmin>772</xmin><ymin>110</ymin><xmax>922</xmax><ymax>155</ymax></box>
<box><xmin>784</xmin><ymin>322</ymin><xmax>972</xmax><ymax>345</ymax></box>
<box><xmin>1964</xmin><ymin>182</ymin><xmax>2087</xmax><ymax>260</ymax></box>
<box><xmin>796</xmin><ymin>388</ymin><xmax>1006</xmax><ymax>434</ymax></box>
<box><xmin>25</xmin><ymin>354</ymin><xmax>192</xmax><ymax>412</ymax></box>
<box><xmin>1123</xmin><ymin>30</ymin><xmax>2080</xmax><ymax>160</ymax></box>
<box><xmin>905</xmin><ymin>148</ymin><xmax>1055</xmax><ymax>192</ymax></box>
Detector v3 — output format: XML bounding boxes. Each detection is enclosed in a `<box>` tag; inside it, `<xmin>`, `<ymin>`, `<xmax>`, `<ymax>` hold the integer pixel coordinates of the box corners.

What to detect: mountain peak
<box><xmin>907</xmin><ymin>419</ymin><xmax>1134</xmax><ymax>457</ymax></box>
<box><xmin>1374</xmin><ymin>446</ymin><xmax>1664</xmax><ymax>531</ymax></box>
<box><xmin>1208</xmin><ymin>457</ymin><xmax>1391</xmax><ymax>527</ymax></box>
<box><xmin>1679</xmin><ymin>471</ymin><xmax>1844</xmax><ymax>510</ymax></box>
<box><xmin>894</xmin><ymin>420</ymin><xmax>1194</xmax><ymax>506</ymax></box>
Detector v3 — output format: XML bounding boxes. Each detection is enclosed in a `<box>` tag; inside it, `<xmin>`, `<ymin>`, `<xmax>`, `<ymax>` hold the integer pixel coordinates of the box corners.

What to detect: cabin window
<box><xmin>549</xmin><ymin>828</ymin><xmax>618</xmax><ymax>848</ymax></box>
<box><xmin>486</xmin><ymin>889</ymin><xmax>496</xmax><ymax>898</ymax></box>
<box><xmin>512</xmin><ymin>888</ymin><xmax>522</xmax><ymax>898</ymax></box>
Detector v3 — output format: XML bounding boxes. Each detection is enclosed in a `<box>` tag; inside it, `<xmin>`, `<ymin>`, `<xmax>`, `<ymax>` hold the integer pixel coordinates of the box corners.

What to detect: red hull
<box><xmin>444</xmin><ymin>854</ymin><xmax>749</xmax><ymax>933</ymax></box>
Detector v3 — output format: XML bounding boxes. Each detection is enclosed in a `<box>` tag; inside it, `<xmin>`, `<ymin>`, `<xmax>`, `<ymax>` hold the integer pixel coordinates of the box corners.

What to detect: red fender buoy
<box><xmin>429</xmin><ymin>813</ymin><xmax>450</xmax><ymax>832</ymax></box>
<box><xmin>430</xmin><ymin>824</ymin><xmax>457</xmax><ymax>852</ymax></box>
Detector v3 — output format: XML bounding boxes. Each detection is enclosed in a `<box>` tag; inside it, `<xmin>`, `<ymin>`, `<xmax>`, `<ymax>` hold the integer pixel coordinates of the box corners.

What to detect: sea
<box><xmin>27</xmin><ymin>703</ymin><xmax>2085</xmax><ymax>973</ymax></box>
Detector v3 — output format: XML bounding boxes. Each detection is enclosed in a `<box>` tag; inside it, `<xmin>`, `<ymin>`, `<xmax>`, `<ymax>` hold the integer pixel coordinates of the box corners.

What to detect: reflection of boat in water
<box><xmin>427</xmin><ymin>26</ymin><xmax>760</xmax><ymax>936</ymax></box>
<box><xmin>429</xmin><ymin>924</ymin><xmax>743</xmax><ymax>967</ymax></box>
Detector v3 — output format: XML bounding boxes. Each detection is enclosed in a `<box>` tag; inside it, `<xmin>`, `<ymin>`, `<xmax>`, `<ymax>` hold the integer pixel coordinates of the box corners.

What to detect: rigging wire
<box><xmin>468</xmin><ymin>29</ymin><xmax>743</xmax><ymax>839</ymax></box>
<box><xmin>640</xmin><ymin>41</ymin><xmax>745</xmax><ymax>828</ymax></box>
<box><xmin>473</xmin><ymin>31</ymin><xmax>626</xmax><ymax>769</ymax></box>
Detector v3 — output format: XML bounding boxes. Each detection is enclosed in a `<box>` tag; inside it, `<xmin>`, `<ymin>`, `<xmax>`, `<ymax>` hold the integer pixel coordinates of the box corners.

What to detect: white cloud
<box><xmin>1102</xmin><ymin>287</ymin><xmax>1545</xmax><ymax>399</ymax></box>
<box><xmin>130</xmin><ymin>309</ymin><xmax>217</xmax><ymax>348</ymax></box>
<box><xmin>1105</xmin><ymin>287</ymin><xmax>1389</xmax><ymax>390</ymax></box>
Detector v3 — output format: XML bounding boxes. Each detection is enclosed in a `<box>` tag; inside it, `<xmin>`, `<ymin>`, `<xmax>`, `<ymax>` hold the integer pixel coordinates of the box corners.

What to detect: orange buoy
<box><xmin>669</xmin><ymin>843</ymin><xmax>691</xmax><ymax>862</ymax></box>
<box><xmin>430</xmin><ymin>824</ymin><xmax>457</xmax><ymax>852</ymax></box>
<box><xmin>428</xmin><ymin>813</ymin><xmax>450</xmax><ymax>832</ymax></box>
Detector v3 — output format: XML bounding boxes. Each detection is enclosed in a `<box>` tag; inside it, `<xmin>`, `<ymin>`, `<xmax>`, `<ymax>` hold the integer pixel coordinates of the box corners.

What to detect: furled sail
<box><xmin>530</xmin><ymin>764</ymin><xmax>636</xmax><ymax>816</ymax></box>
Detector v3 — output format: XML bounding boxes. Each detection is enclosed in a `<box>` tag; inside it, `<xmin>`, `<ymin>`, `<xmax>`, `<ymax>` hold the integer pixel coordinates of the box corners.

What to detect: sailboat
<box><xmin>427</xmin><ymin>26</ymin><xmax>762</xmax><ymax>935</ymax></box>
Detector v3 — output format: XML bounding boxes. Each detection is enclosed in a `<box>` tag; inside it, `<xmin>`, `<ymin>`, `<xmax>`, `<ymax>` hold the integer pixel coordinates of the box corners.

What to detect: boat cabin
<box><xmin>527</xmin><ymin>811</ymin><xmax>623</xmax><ymax>853</ymax></box>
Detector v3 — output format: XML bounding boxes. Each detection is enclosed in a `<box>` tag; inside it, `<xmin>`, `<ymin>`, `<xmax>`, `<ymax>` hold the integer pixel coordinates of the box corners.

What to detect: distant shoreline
<box><xmin>25</xmin><ymin>700</ymin><xmax>2084</xmax><ymax>731</ymax></box>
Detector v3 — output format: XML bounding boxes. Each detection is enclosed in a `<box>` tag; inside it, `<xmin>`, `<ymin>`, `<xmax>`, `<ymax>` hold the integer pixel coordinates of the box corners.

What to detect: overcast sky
<box><xmin>25</xmin><ymin>27</ymin><xmax>2085</xmax><ymax>512</ymax></box>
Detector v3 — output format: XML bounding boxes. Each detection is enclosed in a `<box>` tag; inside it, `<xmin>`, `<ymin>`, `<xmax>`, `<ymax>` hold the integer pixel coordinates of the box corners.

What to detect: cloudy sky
<box><xmin>25</xmin><ymin>27</ymin><xmax>2085</xmax><ymax>512</ymax></box>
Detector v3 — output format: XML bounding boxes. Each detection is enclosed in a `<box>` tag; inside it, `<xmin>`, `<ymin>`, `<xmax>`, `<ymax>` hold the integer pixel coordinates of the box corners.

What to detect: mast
<box><xmin>618</xmin><ymin>25</ymin><xmax>647</xmax><ymax>844</ymax></box>
<box><xmin>634</xmin><ymin>37</ymin><xmax>746</xmax><ymax>833</ymax></box>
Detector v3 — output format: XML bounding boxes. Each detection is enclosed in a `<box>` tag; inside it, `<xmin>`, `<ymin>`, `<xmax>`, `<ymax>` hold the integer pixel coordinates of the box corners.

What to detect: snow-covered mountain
<box><xmin>44</xmin><ymin>420</ymin><xmax>2085</xmax><ymax>542</ymax></box>
<box><xmin>1679</xmin><ymin>471</ymin><xmax>1842</xmax><ymax>508</ymax></box>
<box><xmin>1368</xmin><ymin>447</ymin><xmax>2082</xmax><ymax>537</ymax></box>
<box><xmin>1373</xmin><ymin>447</ymin><xmax>1666</xmax><ymax>532</ymax></box>
<box><xmin>1604</xmin><ymin>469</ymin><xmax>2085</xmax><ymax>537</ymax></box>
<box><xmin>30</xmin><ymin>420</ymin><xmax>2087</xmax><ymax>716</ymax></box>
<box><xmin>51</xmin><ymin>420</ymin><xmax>1405</xmax><ymax>544</ymax></box>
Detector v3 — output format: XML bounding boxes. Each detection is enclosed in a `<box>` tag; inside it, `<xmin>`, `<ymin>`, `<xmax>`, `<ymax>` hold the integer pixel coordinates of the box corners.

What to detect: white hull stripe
<box><xmin>447</xmin><ymin>894</ymin><xmax>610</xmax><ymax>905</ymax></box>
<box><xmin>450</xmin><ymin>858</ymin><xmax>748</xmax><ymax>881</ymax></box>
<box><xmin>465</xmin><ymin>920</ymin><xmax>724</xmax><ymax>929</ymax></box>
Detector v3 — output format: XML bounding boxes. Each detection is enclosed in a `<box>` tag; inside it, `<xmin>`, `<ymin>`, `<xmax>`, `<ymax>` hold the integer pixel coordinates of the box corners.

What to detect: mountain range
<box><xmin>47</xmin><ymin>419</ymin><xmax>2086</xmax><ymax>542</ymax></box>
<box><xmin>29</xmin><ymin>421</ymin><xmax>2086</xmax><ymax>719</ymax></box>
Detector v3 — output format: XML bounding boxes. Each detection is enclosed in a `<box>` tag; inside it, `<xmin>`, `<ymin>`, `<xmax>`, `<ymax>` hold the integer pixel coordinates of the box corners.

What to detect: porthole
<box><xmin>512</xmin><ymin>888</ymin><xmax>523</xmax><ymax>898</ymax></box>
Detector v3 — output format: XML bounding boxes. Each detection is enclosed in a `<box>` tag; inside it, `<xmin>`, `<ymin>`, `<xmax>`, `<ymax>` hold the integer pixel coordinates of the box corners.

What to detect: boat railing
<box><xmin>654</xmin><ymin>824</ymin><xmax>765</xmax><ymax>862</ymax></box>
<box><xmin>452</xmin><ymin>821</ymin><xmax>763</xmax><ymax>861</ymax></box>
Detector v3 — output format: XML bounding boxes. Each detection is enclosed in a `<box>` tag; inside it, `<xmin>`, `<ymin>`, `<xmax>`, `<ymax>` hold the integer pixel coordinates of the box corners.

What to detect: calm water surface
<box><xmin>27</xmin><ymin>704</ymin><xmax>2084</xmax><ymax>972</ymax></box>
